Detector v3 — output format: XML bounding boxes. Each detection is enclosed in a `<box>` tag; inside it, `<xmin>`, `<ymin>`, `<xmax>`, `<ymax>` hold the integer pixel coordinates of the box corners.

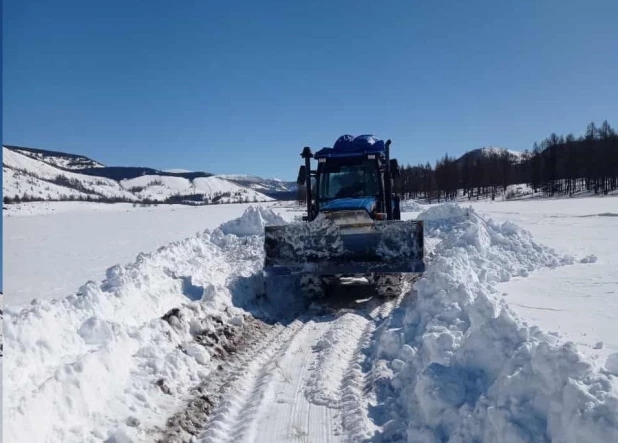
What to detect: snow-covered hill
<box><xmin>119</xmin><ymin>174</ymin><xmax>271</xmax><ymax>204</ymax></box>
<box><xmin>216</xmin><ymin>174</ymin><xmax>297</xmax><ymax>195</ymax></box>
<box><xmin>2</xmin><ymin>146</ymin><xmax>274</xmax><ymax>204</ymax></box>
<box><xmin>5</xmin><ymin>145</ymin><xmax>105</xmax><ymax>170</ymax></box>
<box><xmin>458</xmin><ymin>146</ymin><xmax>526</xmax><ymax>164</ymax></box>
<box><xmin>3</xmin><ymin>147</ymin><xmax>137</xmax><ymax>201</ymax></box>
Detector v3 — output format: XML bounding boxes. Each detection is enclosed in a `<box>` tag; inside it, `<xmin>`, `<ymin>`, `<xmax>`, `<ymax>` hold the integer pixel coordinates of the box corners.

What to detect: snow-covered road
<box><xmin>200</xmin><ymin>318</ymin><xmax>345</xmax><ymax>443</ymax></box>
<box><xmin>160</xmin><ymin>282</ymin><xmax>408</xmax><ymax>443</ymax></box>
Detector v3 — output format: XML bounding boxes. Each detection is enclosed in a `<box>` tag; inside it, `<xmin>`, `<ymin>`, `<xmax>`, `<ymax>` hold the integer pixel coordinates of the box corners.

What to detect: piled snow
<box><xmin>418</xmin><ymin>203</ymin><xmax>470</xmax><ymax>222</ymax></box>
<box><xmin>467</xmin><ymin>197</ymin><xmax>618</xmax><ymax>361</ymax></box>
<box><xmin>607</xmin><ymin>354</ymin><xmax>618</xmax><ymax>376</ymax></box>
<box><xmin>263</xmin><ymin>214</ymin><xmax>346</xmax><ymax>264</ymax></box>
<box><xmin>401</xmin><ymin>199</ymin><xmax>424</xmax><ymax>212</ymax></box>
<box><xmin>4</xmin><ymin>207</ymin><xmax>273</xmax><ymax>443</ymax></box>
<box><xmin>219</xmin><ymin>206</ymin><xmax>286</xmax><ymax>236</ymax></box>
<box><xmin>6</xmin><ymin>199</ymin><xmax>618</xmax><ymax>442</ymax></box>
<box><xmin>3</xmin><ymin>202</ymin><xmax>277</xmax><ymax>306</ymax></box>
<box><xmin>580</xmin><ymin>254</ymin><xmax>598</xmax><ymax>264</ymax></box>
<box><xmin>376</xmin><ymin>204</ymin><xmax>618</xmax><ymax>442</ymax></box>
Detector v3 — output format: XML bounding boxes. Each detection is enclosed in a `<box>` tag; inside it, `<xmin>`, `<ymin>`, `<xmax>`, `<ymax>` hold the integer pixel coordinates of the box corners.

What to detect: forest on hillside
<box><xmin>396</xmin><ymin>120</ymin><xmax>618</xmax><ymax>202</ymax></box>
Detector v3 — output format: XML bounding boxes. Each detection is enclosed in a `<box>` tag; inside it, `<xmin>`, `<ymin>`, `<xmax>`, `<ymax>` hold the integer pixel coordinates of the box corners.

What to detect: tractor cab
<box><xmin>264</xmin><ymin>134</ymin><xmax>425</xmax><ymax>298</ymax></box>
<box><xmin>318</xmin><ymin>159</ymin><xmax>379</xmax><ymax>202</ymax></box>
<box><xmin>297</xmin><ymin>134</ymin><xmax>401</xmax><ymax>221</ymax></box>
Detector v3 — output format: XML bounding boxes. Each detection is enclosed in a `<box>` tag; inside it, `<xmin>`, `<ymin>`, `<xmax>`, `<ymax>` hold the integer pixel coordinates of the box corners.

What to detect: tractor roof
<box><xmin>314</xmin><ymin>134</ymin><xmax>386</xmax><ymax>159</ymax></box>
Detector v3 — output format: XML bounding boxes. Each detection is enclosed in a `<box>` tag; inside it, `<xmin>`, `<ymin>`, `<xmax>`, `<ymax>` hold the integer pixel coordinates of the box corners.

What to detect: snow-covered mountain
<box><xmin>5</xmin><ymin>145</ymin><xmax>105</xmax><ymax>170</ymax></box>
<box><xmin>458</xmin><ymin>146</ymin><xmax>526</xmax><ymax>163</ymax></box>
<box><xmin>2</xmin><ymin>145</ymin><xmax>274</xmax><ymax>204</ymax></box>
<box><xmin>164</xmin><ymin>168</ymin><xmax>193</xmax><ymax>173</ymax></box>
<box><xmin>118</xmin><ymin>174</ymin><xmax>271</xmax><ymax>204</ymax></box>
<box><xmin>216</xmin><ymin>174</ymin><xmax>297</xmax><ymax>195</ymax></box>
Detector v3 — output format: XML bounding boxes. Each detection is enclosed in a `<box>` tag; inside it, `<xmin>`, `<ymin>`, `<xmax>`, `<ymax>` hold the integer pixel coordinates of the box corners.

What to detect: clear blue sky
<box><xmin>3</xmin><ymin>0</ymin><xmax>618</xmax><ymax>181</ymax></box>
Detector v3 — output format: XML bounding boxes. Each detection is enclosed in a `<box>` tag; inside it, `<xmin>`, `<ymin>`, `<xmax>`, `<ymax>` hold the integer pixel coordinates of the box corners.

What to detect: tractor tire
<box><xmin>300</xmin><ymin>274</ymin><xmax>325</xmax><ymax>299</ymax></box>
<box><xmin>375</xmin><ymin>273</ymin><xmax>404</xmax><ymax>298</ymax></box>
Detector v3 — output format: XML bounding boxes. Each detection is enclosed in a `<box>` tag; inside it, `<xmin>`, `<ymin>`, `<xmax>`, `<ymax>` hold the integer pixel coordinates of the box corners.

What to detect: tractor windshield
<box><xmin>318</xmin><ymin>161</ymin><xmax>379</xmax><ymax>200</ymax></box>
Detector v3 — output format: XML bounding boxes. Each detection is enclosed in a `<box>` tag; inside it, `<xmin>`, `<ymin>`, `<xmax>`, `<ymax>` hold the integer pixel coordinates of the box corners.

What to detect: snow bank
<box><xmin>377</xmin><ymin>204</ymin><xmax>618</xmax><ymax>443</ymax></box>
<box><xmin>401</xmin><ymin>199</ymin><xmax>424</xmax><ymax>212</ymax></box>
<box><xmin>607</xmin><ymin>354</ymin><xmax>618</xmax><ymax>376</ymax></box>
<box><xmin>4</xmin><ymin>207</ymin><xmax>272</xmax><ymax>443</ymax></box>
<box><xmin>219</xmin><ymin>206</ymin><xmax>286</xmax><ymax>236</ymax></box>
<box><xmin>419</xmin><ymin>202</ymin><xmax>470</xmax><ymax>221</ymax></box>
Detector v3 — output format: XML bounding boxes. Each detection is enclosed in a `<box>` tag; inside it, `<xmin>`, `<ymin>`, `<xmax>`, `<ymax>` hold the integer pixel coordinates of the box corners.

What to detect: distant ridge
<box><xmin>2</xmin><ymin>144</ymin><xmax>283</xmax><ymax>204</ymax></box>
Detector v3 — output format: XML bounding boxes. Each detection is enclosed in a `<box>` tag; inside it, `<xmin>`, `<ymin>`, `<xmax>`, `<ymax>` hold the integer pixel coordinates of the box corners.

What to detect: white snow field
<box><xmin>3</xmin><ymin>202</ymin><xmax>282</xmax><ymax>306</ymax></box>
<box><xmin>3</xmin><ymin>200</ymin><xmax>618</xmax><ymax>442</ymax></box>
<box><xmin>464</xmin><ymin>198</ymin><xmax>618</xmax><ymax>364</ymax></box>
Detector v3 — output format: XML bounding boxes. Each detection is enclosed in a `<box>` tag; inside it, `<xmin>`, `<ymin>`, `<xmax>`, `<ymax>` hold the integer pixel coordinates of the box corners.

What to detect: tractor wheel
<box><xmin>300</xmin><ymin>274</ymin><xmax>325</xmax><ymax>299</ymax></box>
<box><xmin>375</xmin><ymin>273</ymin><xmax>404</xmax><ymax>298</ymax></box>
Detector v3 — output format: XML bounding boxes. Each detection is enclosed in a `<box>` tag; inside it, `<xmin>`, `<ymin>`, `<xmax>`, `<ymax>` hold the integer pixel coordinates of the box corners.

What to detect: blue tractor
<box><xmin>264</xmin><ymin>134</ymin><xmax>425</xmax><ymax>298</ymax></box>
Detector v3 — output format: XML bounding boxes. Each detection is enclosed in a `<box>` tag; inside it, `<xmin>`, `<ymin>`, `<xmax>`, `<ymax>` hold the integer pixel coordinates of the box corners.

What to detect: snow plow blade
<box><xmin>264</xmin><ymin>218</ymin><xmax>425</xmax><ymax>276</ymax></box>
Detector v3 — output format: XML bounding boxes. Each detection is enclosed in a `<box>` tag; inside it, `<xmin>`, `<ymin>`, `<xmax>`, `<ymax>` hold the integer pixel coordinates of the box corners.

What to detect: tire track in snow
<box><xmin>297</xmin><ymin>283</ymin><xmax>412</xmax><ymax>442</ymax></box>
<box><xmin>162</xmin><ymin>277</ymin><xmax>415</xmax><ymax>443</ymax></box>
<box><xmin>304</xmin><ymin>314</ymin><xmax>370</xmax><ymax>409</ymax></box>
<box><xmin>338</xmin><ymin>283</ymin><xmax>412</xmax><ymax>443</ymax></box>
<box><xmin>193</xmin><ymin>294</ymin><xmax>407</xmax><ymax>443</ymax></box>
<box><xmin>197</xmin><ymin>319</ymin><xmax>307</xmax><ymax>443</ymax></box>
<box><xmin>339</xmin><ymin>319</ymin><xmax>377</xmax><ymax>443</ymax></box>
<box><xmin>250</xmin><ymin>319</ymin><xmax>342</xmax><ymax>442</ymax></box>
<box><xmin>159</xmin><ymin>320</ymin><xmax>288</xmax><ymax>442</ymax></box>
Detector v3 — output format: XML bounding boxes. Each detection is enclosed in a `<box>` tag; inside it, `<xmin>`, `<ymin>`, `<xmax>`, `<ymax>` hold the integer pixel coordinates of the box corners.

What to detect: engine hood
<box><xmin>319</xmin><ymin>197</ymin><xmax>377</xmax><ymax>214</ymax></box>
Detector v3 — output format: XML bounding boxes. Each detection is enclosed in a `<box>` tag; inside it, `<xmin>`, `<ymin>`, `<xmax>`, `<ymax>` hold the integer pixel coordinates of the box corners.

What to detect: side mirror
<box><xmin>297</xmin><ymin>165</ymin><xmax>307</xmax><ymax>186</ymax></box>
<box><xmin>389</xmin><ymin>159</ymin><xmax>400</xmax><ymax>178</ymax></box>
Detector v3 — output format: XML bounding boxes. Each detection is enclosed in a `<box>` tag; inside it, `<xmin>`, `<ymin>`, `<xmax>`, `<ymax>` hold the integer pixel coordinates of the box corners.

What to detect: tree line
<box><xmin>396</xmin><ymin>120</ymin><xmax>618</xmax><ymax>202</ymax></box>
